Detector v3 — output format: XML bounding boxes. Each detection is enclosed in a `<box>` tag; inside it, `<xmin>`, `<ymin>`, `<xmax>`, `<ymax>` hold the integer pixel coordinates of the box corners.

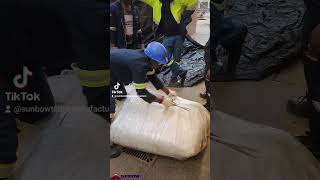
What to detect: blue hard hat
<box><xmin>144</xmin><ymin>41</ymin><xmax>168</xmax><ymax>65</ymax></box>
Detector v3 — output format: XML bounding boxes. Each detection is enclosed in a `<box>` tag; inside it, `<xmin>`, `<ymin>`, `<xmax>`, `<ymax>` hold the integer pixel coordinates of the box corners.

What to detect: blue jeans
<box><xmin>162</xmin><ymin>35</ymin><xmax>186</xmax><ymax>79</ymax></box>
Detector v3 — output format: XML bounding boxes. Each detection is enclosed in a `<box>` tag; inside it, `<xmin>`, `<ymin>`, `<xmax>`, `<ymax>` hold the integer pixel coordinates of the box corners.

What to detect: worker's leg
<box><xmin>0</xmin><ymin>90</ymin><xmax>18</xmax><ymax>179</ymax></box>
<box><xmin>172</xmin><ymin>35</ymin><xmax>187</xmax><ymax>82</ymax></box>
<box><xmin>302</xmin><ymin>1</ymin><xmax>320</xmax><ymax>50</ymax></box>
<box><xmin>297</xmin><ymin>55</ymin><xmax>320</xmax><ymax>158</ymax></box>
<box><xmin>225</xmin><ymin>23</ymin><xmax>247</xmax><ymax>73</ymax></box>
<box><xmin>218</xmin><ymin>20</ymin><xmax>247</xmax><ymax>78</ymax></box>
<box><xmin>162</xmin><ymin>36</ymin><xmax>174</xmax><ymax>60</ymax></box>
<box><xmin>304</xmin><ymin>56</ymin><xmax>320</xmax><ymax>138</ymax></box>
<box><xmin>60</xmin><ymin>0</ymin><xmax>121</xmax><ymax>159</ymax></box>
<box><xmin>163</xmin><ymin>36</ymin><xmax>179</xmax><ymax>78</ymax></box>
<box><xmin>287</xmin><ymin>4</ymin><xmax>320</xmax><ymax>116</ymax></box>
<box><xmin>172</xmin><ymin>35</ymin><xmax>185</xmax><ymax>64</ymax></box>
<box><xmin>163</xmin><ymin>36</ymin><xmax>187</xmax><ymax>86</ymax></box>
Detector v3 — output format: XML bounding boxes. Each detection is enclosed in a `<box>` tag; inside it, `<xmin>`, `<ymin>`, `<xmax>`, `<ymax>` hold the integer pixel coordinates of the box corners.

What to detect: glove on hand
<box><xmin>168</xmin><ymin>89</ymin><xmax>177</xmax><ymax>100</ymax></box>
<box><xmin>162</xmin><ymin>97</ymin><xmax>175</xmax><ymax>108</ymax></box>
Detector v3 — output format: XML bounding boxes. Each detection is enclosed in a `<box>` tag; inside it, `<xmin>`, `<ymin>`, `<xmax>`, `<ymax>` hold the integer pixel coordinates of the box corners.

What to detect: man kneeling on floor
<box><xmin>110</xmin><ymin>42</ymin><xmax>177</xmax><ymax>119</ymax></box>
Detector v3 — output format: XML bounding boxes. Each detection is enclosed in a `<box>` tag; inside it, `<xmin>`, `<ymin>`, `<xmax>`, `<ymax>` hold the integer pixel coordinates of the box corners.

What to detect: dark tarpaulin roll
<box><xmin>216</xmin><ymin>0</ymin><xmax>305</xmax><ymax>80</ymax></box>
<box><xmin>157</xmin><ymin>40</ymin><xmax>206</xmax><ymax>87</ymax></box>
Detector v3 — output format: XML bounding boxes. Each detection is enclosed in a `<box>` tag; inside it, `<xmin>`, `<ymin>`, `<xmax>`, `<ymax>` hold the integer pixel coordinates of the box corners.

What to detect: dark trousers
<box><xmin>162</xmin><ymin>35</ymin><xmax>186</xmax><ymax>78</ymax></box>
<box><xmin>302</xmin><ymin>0</ymin><xmax>320</xmax><ymax>49</ymax></box>
<box><xmin>219</xmin><ymin>20</ymin><xmax>247</xmax><ymax>73</ymax></box>
<box><xmin>302</xmin><ymin>2</ymin><xmax>320</xmax><ymax>137</ymax></box>
<box><xmin>214</xmin><ymin>19</ymin><xmax>247</xmax><ymax>74</ymax></box>
<box><xmin>304</xmin><ymin>57</ymin><xmax>320</xmax><ymax>138</ymax></box>
<box><xmin>205</xmin><ymin>19</ymin><xmax>247</xmax><ymax>80</ymax></box>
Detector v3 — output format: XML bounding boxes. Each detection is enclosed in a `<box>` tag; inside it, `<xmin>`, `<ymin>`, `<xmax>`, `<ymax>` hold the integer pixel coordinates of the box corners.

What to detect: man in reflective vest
<box><xmin>140</xmin><ymin>0</ymin><xmax>197</xmax><ymax>87</ymax></box>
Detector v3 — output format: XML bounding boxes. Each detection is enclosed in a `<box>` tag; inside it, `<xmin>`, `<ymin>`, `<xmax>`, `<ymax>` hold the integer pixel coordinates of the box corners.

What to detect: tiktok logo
<box><xmin>13</xmin><ymin>66</ymin><xmax>32</xmax><ymax>89</ymax></box>
<box><xmin>114</xmin><ymin>82</ymin><xmax>120</xmax><ymax>90</ymax></box>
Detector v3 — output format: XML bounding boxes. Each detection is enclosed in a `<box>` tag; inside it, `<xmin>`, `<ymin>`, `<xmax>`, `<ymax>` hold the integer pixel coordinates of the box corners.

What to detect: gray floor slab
<box><xmin>16</xmin><ymin>127</ymin><xmax>107</xmax><ymax>180</ymax></box>
<box><xmin>212</xmin><ymin>61</ymin><xmax>308</xmax><ymax>135</ymax></box>
<box><xmin>211</xmin><ymin>111</ymin><xmax>320</xmax><ymax>180</ymax></box>
<box><xmin>13</xmin><ymin>73</ymin><xmax>108</xmax><ymax>180</ymax></box>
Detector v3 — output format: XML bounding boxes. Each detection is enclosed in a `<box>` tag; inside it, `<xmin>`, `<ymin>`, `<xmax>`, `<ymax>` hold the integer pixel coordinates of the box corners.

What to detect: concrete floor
<box><xmin>11</xmin><ymin>74</ymin><xmax>108</xmax><ymax>180</ymax></box>
<box><xmin>213</xmin><ymin>61</ymin><xmax>309</xmax><ymax>136</ymax></box>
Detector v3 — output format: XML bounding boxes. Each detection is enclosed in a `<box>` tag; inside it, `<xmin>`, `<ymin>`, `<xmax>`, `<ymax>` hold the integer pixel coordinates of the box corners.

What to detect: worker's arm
<box><xmin>178</xmin><ymin>0</ymin><xmax>196</xmax><ymax>35</ymax></box>
<box><xmin>110</xmin><ymin>4</ymin><xmax>117</xmax><ymax>48</ymax></box>
<box><xmin>132</xmin><ymin>68</ymin><xmax>161</xmax><ymax>103</ymax></box>
<box><xmin>146</xmin><ymin>69</ymin><xmax>177</xmax><ymax>99</ymax></box>
<box><xmin>146</xmin><ymin>69</ymin><xmax>171</xmax><ymax>94</ymax></box>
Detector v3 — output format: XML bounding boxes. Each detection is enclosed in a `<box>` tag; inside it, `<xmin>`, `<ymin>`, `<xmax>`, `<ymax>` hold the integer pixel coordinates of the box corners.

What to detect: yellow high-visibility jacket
<box><xmin>140</xmin><ymin>0</ymin><xmax>197</xmax><ymax>24</ymax></box>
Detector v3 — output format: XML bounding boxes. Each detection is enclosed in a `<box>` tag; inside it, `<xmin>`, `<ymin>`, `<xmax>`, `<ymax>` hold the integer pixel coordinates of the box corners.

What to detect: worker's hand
<box><xmin>110</xmin><ymin>113</ymin><xmax>115</xmax><ymax>120</ymax></box>
<box><xmin>168</xmin><ymin>89</ymin><xmax>177</xmax><ymax>100</ymax></box>
<box><xmin>161</xmin><ymin>97</ymin><xmax>175</xmax><ymax>108</ymax></box>
<box><xmin>155</xmin><ymin>96</ymin><xmax>164</xmax><ymax>103</ymax></box>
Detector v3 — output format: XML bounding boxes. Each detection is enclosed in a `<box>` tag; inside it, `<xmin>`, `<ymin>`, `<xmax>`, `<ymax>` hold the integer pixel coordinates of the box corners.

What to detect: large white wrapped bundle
<box><xmin>111</xmin><ymin>84</ymin><xmax>210</xmax><ymax>160</ymax></box>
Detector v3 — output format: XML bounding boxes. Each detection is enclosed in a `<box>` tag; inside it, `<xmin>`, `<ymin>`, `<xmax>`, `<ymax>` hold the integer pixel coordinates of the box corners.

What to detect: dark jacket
<box><xmin>110</xmin><ymin>49</ymin><xmax>164</xmax><ymax>103</ymax></box>
<box><xmin>110</xmin><ymin>1</ymin><xmax>144</xmax><ymax>49</ymax></box>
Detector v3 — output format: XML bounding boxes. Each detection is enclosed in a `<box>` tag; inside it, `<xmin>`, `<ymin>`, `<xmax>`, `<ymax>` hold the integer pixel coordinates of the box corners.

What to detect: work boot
<box><xmin>200</xmin><ymin>92</ymin><xmax>209</xmax><ymax>99</ymax></box>
<box><xmin>110</xmin><ymin>143</ymin><xmax>123</xmax><ymax>159</ymax></box>
<box><xmin>169</xmin><ymin>70</ymin><xmax>187</xmax><ymax>87</ymax></box>
<box><xmin>0</xmin><ymin>162</ymin><xmax>15</xmax><ymax>179</ymax></box>
<box><xmin>168</xmin><ymin>77</ymin><xmax>180</xmax><ymax>87</ymax></box>
<box><xmin>287</xmin><ymin>95</ymin><xmax>313</xmax><ymax>118</ymax></box>
<box><xmin>179</xmin><ymin>70</ymin><xmax>187</xmax><ymax>86</ymax></box>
